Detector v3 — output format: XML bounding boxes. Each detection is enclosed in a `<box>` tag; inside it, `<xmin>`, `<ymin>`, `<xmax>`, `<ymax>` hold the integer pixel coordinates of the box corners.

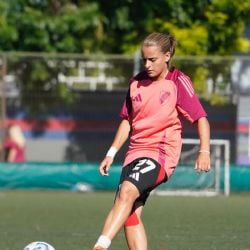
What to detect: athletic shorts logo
<box><xmin>129</xmin><ymin>159</ymin><xmax>156</xmax><ymax>181</ymax></box>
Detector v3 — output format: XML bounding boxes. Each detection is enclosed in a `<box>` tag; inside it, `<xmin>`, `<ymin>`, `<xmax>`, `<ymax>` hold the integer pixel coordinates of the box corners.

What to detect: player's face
<box><xmin>141</xmin><ymin>45</ymin><xmax>170</xmax><ymax>81</ymax></box>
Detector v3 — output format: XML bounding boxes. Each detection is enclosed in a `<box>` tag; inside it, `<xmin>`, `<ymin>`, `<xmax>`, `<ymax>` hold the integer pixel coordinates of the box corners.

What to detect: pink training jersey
<box><xmin>120</xmin><ymin>67</ymin><xmax>207</xmax><ymax>178</ymax></box>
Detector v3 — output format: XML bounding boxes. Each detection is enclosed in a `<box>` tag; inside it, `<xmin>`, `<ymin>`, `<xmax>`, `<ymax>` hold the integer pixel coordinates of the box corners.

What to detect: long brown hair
<box><xmin>142</xmin><ymin>32</ymin><xmax>177</xmax><ymax>58</ymax></box>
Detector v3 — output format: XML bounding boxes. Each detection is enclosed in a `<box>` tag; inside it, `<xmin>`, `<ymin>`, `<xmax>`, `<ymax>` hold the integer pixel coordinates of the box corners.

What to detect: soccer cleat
<box><xmin>91</xmin><ymin>246</ymin><xmax>106</xmax><ymax>250</ymax></box>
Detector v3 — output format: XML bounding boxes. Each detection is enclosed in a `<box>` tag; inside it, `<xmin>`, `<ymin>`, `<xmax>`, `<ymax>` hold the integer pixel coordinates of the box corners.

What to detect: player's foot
<box><xmin>91</xmin><ymin>246</ymin><xmax>106</xmax><ymax>250</ymax></box>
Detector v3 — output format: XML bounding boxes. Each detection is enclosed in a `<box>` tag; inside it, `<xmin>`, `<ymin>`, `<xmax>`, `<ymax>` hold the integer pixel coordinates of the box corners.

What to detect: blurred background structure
<box><xmin>0</xmin><ymin>0</ymin><xmax>250</xmax><ymax>193</ymax></box>
<box><xmin>0</xmin><ymin>53</ymin><xmax>239</xmax><ymax>163</ymax></box>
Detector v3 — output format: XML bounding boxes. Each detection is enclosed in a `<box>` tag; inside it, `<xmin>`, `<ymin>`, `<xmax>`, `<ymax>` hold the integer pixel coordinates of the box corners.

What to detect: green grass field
<box><xmin>0</xmin><ymin>191</ymin><xmax>250</xmax><ymax>250</ymax></box>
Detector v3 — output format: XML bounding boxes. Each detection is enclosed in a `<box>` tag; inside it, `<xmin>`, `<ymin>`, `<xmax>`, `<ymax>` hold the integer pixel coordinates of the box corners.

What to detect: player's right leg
<box><xmin>102</xmin><ymin>180</ymin><xmax>140</xmax><ymax>239</ymax></box>
<box><xmin>92</xmin><ymin>180</ymin><xmax>140</xmax><ymax>249</ymax></box>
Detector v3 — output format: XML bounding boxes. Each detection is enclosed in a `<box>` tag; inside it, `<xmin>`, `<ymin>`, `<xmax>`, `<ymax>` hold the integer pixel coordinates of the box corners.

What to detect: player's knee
<box><xmin>125</xmin><ymin>211</ymin><xmax>140</xmax><ymax>227</ymax></box>
<box><xmin>118</xmin><ymin>183</ymin><xmax>138</xmax><ymax>203</ymax></box>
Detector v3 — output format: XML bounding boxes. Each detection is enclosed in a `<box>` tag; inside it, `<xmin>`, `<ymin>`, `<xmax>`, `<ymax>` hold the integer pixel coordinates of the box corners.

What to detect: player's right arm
<box><xmin>99</xmin><ymin>119</ymin><xmax>131</xmax><ymax>176</ymax></box>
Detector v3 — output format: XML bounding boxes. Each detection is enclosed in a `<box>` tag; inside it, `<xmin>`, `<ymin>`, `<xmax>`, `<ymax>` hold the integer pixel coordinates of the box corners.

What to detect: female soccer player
<box><xmin>3</xmin><ymin>124</ymin><xmax>26</xmax><ymax>163</ymax></box>
<box><xmin>91</xmin><ymin>32</ymin><xmax>210</xmax><ymax>250</ymax></box>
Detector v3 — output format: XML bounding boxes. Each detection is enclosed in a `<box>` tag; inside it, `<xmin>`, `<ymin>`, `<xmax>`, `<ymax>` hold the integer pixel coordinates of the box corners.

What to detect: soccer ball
<box><xmin>23</xmin><ymin>241</ymin><xmax>55</xmax><ymax>250</ymax></box>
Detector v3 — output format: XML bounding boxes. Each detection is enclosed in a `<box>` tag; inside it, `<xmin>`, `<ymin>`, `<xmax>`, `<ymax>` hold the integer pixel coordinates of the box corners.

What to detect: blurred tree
<box><xmin>0</xmin><ymin>0</ymin><xmax>105</xmax><ymax>53</ymax></box>
<box><xmin>0</xmin><ymin>1</ymin><xmax>18</xmax><ymax>50</ymax></box>
<box><xmin>96</xmin><ymin>0</ymin><xmax>250</xmax><ymax>104</ymax></box>
<box><xmin>1</xmin><ymin>0</ymin><xmax>249</xmax><ymax>55</ymax></box>
<box><xmin>97</xmin><ymin>0</ymin><xmax>250</xmax><ymax>55</ymax></box>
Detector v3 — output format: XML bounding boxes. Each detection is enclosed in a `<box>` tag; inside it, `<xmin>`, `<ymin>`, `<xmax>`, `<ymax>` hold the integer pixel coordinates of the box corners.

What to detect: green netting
<box><xmin>158</xmin><ymin>167</ymin><xmax>215</xmax><ymax>191</ymax></box>
<box><xmin>0</xmin><ymin>162</ymin><xmax>121</xmax><ymax>191</ymax></box>
<box><xmin>0</xmin><ymin>162</ymin><xmax>249</xmax><ymax>192</ymax></box>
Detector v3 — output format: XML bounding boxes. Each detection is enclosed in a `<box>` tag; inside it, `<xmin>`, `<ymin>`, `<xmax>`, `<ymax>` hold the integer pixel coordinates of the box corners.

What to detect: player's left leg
<box><xmin>124</xmin><ymin>205</ymin><xmax>147</xmax><ymax>250</ymax></box>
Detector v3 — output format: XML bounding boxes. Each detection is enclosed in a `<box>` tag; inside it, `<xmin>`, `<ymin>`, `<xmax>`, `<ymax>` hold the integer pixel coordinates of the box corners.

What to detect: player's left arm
<box><xmin>194</xmin><ymin>116</ymin><xmax>211</xmax><ymax>172</ymax></box>
<box><xmin>175</xmin><ymin>72</ymin><xmax>210</xmax><ymax>172</ymax></box>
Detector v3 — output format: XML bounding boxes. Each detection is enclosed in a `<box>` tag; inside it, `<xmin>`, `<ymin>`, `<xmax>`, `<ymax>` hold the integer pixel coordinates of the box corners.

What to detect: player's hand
<box><xmin>99</xmin><ymin>156</ymin><xmax>114</xmax><ymax>176</ymax></box>
<box><xmin>195</xmin><ymin>152</ymin><xmax>211</xmax><ymax>173</ymax></box>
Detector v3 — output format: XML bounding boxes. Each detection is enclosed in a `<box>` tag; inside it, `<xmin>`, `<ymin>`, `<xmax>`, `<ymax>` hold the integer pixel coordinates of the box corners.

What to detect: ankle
<box><xmin>94</xmin><ymin>235</ymin><xmax>111</xmax><ymax>249</ymax></box>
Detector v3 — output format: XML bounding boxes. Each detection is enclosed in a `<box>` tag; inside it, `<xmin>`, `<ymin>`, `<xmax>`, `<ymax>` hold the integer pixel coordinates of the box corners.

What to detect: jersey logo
<box><xmin>129</xmin><ymin>159</ymin><xmax>156</xmax><ymax>181</ymax></box>
<box><xmin>131</xmin><ymin>93</ymin><xmax>142</xmax><ymax>102</ymax></box>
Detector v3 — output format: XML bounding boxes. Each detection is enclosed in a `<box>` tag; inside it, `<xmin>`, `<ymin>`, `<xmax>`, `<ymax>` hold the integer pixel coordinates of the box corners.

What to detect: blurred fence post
<box><xmin>0</xmin><ymin>53</ymin><xmax>7</xmax><ymax>161</ymax></box>
<box><xmin>0</xmin><ymin>54</ymin><xmax>7</xmax><ymax>121</ymax></box>
<box><xmin>248</xmin><ymin>118</ymin><xmax>250</xmax><ymax>160</ymax></box>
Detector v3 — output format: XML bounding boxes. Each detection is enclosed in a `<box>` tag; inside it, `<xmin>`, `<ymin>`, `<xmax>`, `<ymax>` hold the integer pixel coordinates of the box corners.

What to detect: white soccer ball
<box><xmin>23</xmin><ymin>241</ymin><xmax>55</xmax><ymax>250</ymax></box>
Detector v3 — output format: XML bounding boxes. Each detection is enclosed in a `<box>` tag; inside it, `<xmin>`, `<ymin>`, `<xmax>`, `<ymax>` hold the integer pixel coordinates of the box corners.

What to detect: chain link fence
<box><xmin>0</xmin><ymin>52</ymin><xmax>249</xmax><ymax>163</ymax></box>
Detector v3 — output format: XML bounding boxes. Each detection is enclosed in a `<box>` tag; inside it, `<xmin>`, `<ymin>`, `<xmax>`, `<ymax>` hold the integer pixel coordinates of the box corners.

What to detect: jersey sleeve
<box><xmin>176</xmin><ymin>73</ymin><xmax>207</xmax><ymax>123</ymax></box>
<box><xmin>119</xmin><ymin>88</ymin><xmax>132</xmax><ymax>119</ymax></box>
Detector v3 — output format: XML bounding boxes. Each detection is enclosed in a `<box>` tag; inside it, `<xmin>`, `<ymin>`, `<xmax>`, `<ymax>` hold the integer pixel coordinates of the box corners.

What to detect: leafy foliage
<box><xmin>0</xmin><ymin>0</ymin><xmax>249</xmax><ymax>55</ymax></box>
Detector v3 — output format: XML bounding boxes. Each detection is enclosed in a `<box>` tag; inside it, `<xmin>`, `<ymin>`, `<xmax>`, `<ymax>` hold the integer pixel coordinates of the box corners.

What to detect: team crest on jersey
<box><xmin>159</xmin><ymin>90</ymin><xmax>170</xmax><ymax>105</ymax></box>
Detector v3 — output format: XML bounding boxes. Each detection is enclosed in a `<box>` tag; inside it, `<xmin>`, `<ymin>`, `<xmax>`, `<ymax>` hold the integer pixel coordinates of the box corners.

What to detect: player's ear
<box><xmin>165</xmin><ymin>52</ymin><xmax>171</xmax><ymax>63</ymax></box>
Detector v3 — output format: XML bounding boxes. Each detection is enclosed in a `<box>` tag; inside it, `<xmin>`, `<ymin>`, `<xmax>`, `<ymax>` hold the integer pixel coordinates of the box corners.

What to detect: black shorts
<box><xmin>118</xmin><ymin>157</ymin><xmax>168</xmax><ymax>206</ymax></box>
